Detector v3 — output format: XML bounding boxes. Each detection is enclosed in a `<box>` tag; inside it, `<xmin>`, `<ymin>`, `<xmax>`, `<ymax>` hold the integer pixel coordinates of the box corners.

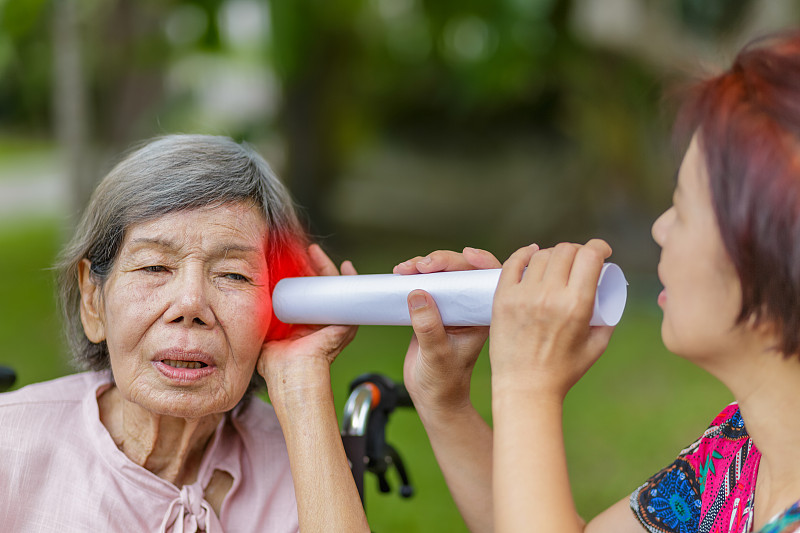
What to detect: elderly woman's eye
<box><xmin>143</xmin><ymin>265</ymin><xmax>168</xmax><ymax>273</ymax></box>
<box><xmin>224</xmin><ymin>273</ymin><xmax>249</xmax><ymax>282</ymax></box>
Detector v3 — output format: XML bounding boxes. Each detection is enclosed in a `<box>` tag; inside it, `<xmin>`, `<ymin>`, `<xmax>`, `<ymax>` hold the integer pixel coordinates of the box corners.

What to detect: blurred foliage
<box><xmin>0</xmin><ymin>0</ymin><xmax>757</xmax><ymax>241</ymax></box>
<box><xmin>0</xmin><ymin>0</ymin><xmax>52</xmax><ymax>129</ymax></box>
<box><xmin>678</xmin><ymin>0</ymin><xmax>754</xmax><ymax>38</ymax></box>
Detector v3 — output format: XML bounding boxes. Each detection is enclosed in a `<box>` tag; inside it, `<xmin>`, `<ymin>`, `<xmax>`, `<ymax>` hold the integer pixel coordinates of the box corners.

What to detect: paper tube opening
<box><xmin>590</xmin><ymin>263</ymin><xmax>628</xmax><ymax>326</ymax></box>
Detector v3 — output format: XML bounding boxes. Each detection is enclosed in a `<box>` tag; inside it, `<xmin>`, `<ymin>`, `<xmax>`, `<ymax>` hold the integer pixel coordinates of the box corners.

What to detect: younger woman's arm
<box><xmin>489</xmin><ymin>241</ymin><xmax>641</xmax><ymax>533</ymax></box>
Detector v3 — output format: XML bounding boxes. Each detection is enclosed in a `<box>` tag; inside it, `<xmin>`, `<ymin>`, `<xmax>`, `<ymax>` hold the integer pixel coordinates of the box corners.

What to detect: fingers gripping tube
<box><xmin>341</xmin><ymin>373</ymin><xmax>414</xmax><ymax>507</ymax></box>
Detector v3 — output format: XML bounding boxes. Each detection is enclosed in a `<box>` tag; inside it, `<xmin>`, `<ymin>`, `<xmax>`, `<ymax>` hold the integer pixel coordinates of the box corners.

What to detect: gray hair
<box><xmin>56</xmin><ymin>134</ymin><xmax>308</xmax><ymax>375</ymax></box>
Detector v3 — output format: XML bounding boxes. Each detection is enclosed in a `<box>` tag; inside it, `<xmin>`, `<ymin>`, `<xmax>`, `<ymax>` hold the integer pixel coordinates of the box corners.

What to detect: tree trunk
<box><xmin>52</xmin><ymin>0</ymin><xmax>93</xmax><ymax>224</ymax></box>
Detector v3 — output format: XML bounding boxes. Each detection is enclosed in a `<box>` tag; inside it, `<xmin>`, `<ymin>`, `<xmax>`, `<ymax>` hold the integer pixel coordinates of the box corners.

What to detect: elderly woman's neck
<box><xmin>98</xmin><ymin>385</ymin><xmax>223</xmax><ymax>487</ymax></box>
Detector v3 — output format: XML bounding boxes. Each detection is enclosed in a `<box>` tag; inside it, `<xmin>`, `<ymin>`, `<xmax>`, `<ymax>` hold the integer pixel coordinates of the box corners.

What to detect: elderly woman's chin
<box><xmin>111</xmin><ymin>364</ymin><xmax>252</xmax><ymax>418</ymax></box>
<box><xmin>106</xmin><ymin>343</ymin><xmax>263</xmax><ymax>419</ymax></box>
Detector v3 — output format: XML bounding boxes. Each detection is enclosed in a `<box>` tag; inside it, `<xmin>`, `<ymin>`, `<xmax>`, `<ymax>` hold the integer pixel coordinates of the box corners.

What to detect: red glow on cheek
<box><xmin>264</xmin><ymin>235</ymin><xmax>312</xmax><ymax>340</ymax></box>
<box><xmin>255</xmin><ymin>292</ymin><xmax>274</xmax><ymax>335</ymax></box>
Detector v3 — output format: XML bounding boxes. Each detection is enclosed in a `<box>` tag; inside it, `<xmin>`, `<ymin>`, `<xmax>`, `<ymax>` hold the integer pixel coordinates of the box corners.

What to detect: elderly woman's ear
<box><xmin>77</xmin><ymin>258</ymin><xmax>106</xmax><ymax>344</ymax></box>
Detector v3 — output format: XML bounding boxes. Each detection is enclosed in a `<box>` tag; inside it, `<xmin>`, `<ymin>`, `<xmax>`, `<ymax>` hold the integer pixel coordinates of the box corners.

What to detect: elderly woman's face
<box><xmin>81</xmin><ymin>203</ymin><xmax>272</xmax><ymax>418</ymax></box>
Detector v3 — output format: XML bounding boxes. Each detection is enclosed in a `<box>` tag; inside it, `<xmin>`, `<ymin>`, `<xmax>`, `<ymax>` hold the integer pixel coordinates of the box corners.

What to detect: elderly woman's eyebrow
<box><xmin>127</xmin><ymin>237</ymin><xmax>178</xmax><ymax>250</ymax></box>
<box><xmin>214</xmin><ymin>244</ymin><xmax>265</xmax><ymax>260</ymax></box>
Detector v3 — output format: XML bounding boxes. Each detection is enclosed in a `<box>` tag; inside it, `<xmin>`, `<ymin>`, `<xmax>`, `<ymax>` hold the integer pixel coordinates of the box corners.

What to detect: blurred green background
<box><xmin>1</xmin><ymin>0</ymin><xmax>795</xmax><ymax>531</ymax></box>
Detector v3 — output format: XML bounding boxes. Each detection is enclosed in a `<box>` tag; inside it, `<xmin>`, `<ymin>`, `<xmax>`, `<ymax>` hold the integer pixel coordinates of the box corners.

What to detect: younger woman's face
<box><xmin>651</xmin><ymin>136</ymin><xmax>745</xmax><ymax>364</ymax></box>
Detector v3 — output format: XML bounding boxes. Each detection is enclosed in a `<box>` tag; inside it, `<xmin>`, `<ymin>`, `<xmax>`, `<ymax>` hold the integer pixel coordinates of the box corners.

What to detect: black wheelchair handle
<box><xmin>394</xmin><ymin>384</ymin><xmax>412</xmax><ymax>409</ymax></box>
<box><xmin>0</xmin><ymin>366</ymin><xmax>17</xmax><ymax>392</ymax></box>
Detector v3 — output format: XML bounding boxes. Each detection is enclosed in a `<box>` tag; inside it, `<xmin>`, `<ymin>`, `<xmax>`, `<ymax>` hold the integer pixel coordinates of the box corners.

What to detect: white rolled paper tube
<box><xmin>273</xmin><ymin>263</ymin><xmax>627</xmax><ymax>327</ymax></box>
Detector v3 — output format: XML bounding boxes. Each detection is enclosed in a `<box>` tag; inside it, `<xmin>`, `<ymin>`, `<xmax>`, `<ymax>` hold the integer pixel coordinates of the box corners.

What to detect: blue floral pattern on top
<box><xmin>636</xmin><ymin>459</ymin><xmax>702</xmax><ymax>533</ymax></box>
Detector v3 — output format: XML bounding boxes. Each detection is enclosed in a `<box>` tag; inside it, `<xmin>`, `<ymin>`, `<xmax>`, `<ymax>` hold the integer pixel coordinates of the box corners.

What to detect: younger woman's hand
<box><xmin>394</xmin><ymin>247</ymin><xmax>508</xmax><ymax>414</ymax></box>
<box><xmin>259</xmin><ymin>244</ymin><xmax>358</xmax><ymax>406</ymax></box>
<box><xmin>393</xmin><ymin>246</ymin><xmax>502</xmax><ymax>275</ymax></box>
<box><xmin>489</xmin><ymin>240</ymin><xmax>615</xmax><ymax>401</ymax></box>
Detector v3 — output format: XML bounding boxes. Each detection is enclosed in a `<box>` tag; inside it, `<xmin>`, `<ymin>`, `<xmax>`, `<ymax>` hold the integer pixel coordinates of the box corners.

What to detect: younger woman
<box><xmin>397</xmin><ymin>31</ymin><xmax>800</xmax><ymax>533</ymax></box>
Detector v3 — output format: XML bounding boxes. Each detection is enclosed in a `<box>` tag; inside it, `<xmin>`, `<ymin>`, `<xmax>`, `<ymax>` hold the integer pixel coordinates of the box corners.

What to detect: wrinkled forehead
<box><xmin>121</xmin><ymin>203</ymin><xmax>270</xmax><ymax>258</ymax></box>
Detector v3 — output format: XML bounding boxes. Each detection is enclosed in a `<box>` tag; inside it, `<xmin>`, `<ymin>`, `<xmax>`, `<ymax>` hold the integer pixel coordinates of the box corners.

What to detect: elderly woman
<box><xmin>0</xmin><ymin>135</ymin><xmax>368</xmax><ymax>531</ymax></box>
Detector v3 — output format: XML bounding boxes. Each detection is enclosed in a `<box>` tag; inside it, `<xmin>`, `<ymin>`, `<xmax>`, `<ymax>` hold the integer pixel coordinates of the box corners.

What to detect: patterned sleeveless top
<box><xmin>630</xmin><ymin>403</ymin><xmax>800</xmax><ymax>533</ymax></box>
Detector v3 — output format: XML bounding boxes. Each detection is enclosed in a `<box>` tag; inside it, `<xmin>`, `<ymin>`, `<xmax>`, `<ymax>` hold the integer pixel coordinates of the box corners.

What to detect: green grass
<box><xmin>0</xmin><ymin>218</ymin><xmax>733</xmax><ymax>531</ymax></box>
<box><xmin>0</xmin><ymin>218</ymin><xmax>72</xmax><ymax>383</ymax></box>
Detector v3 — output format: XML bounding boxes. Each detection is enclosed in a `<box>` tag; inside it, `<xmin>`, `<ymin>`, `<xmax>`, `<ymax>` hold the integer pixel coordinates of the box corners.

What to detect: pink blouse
<box><xmin>0</xmin><ymin>371</ymin><xmax>299</xmax><ymax>532</ymax></box>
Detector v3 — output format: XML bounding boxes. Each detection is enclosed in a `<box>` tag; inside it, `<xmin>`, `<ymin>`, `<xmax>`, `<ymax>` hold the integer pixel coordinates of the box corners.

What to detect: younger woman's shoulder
<box><xmin>630</xmin><ymin>402</ymin><xmax>759</xmax><ymax>533</ymax></box>
<box><xmin>677</xmin><ymin>402</ymin><xmax>746</xmax><ymax>457</ymax></box>
<box><xmin>707</xmin><ymin>402</ymin><xmax>742</xmax><ymax>429</ymax></box>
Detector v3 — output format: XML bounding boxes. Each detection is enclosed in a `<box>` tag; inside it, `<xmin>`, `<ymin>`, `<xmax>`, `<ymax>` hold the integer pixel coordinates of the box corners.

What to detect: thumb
<box><xmin>407</xmin><ymin>290</ymin><xmax>449</xmax><ymax>358</ymax></box>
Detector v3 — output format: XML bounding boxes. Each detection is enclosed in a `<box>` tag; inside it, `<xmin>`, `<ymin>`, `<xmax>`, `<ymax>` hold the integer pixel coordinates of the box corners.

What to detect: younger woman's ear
<box><xmin>744</xmin><ymin>310</ymin><xmax>782</xmax><ymax>346</ymax></box>
<box><xmin>77</xmin><ymin>259</ymin><xmax>106</xmax><ymax>343</ymax></box>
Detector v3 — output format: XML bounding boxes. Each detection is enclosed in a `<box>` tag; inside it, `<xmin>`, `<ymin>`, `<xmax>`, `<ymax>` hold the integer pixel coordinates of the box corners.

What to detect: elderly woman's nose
<box><xmin>165</xmin><ymin>269</ymin><xmax>216</xmax><ymax>327</ymax></box>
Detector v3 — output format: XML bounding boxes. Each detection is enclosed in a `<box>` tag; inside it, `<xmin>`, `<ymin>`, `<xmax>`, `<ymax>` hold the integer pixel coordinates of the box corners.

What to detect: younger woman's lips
<box><xmin>658</xmin><ymin>289</ymin><xmax>667</xmax><ymax>307</ymax></box>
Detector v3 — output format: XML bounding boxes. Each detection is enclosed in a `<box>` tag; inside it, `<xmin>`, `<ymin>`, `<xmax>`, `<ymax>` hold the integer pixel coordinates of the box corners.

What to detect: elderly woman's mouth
<box><xmin>162</xmin><ymin>360</ymin><xmax>207</xmax><ymax>369</ymax></box>
<box><xmin>153</xmin><ymin>353</ymin><xmax>216</xmax><ymax>381</ymax></box>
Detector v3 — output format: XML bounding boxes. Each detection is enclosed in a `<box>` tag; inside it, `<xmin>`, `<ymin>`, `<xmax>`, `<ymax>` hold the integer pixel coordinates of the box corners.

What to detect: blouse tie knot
<box><xmin>160</xmin><ymin>485</ymin><xmax>215</xmax><ymax>533</ymax></box>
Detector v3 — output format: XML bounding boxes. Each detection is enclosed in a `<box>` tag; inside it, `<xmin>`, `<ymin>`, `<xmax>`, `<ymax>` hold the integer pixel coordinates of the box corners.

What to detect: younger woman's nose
<box><xmin>651</xmin><ymin>207</ymin><xmax>673</xmax><ymax>247</ymax></box>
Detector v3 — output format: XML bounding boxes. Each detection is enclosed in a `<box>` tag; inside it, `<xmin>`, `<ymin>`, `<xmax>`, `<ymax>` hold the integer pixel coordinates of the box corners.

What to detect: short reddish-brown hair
<box><xmin>675</xmin><ymin>31</ymin><xmax>800</xmax><ymax>356</ymax></box>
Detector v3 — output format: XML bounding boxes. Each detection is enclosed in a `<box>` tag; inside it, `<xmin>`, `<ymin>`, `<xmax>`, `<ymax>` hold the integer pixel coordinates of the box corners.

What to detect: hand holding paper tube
<box><xmin>273</xmin><ymin>263</ymin><xmax>627</xmax><ymax>327</ymax></box>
